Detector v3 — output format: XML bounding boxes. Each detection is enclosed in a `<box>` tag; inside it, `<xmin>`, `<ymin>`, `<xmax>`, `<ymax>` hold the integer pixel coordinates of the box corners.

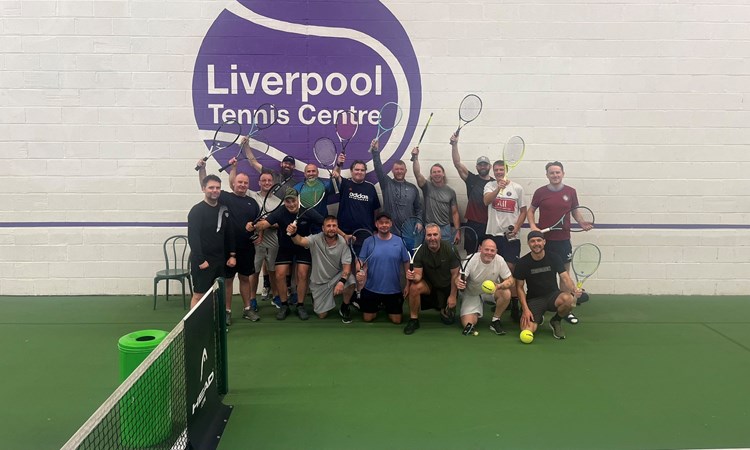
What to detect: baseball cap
<box><xmin>283</xmin><ymin>188</ymin><xmax>298</xmax><ymax>200</ymax></box>
<box><xmin>527</xmin><ymin>230</ymin><xmax>545</xmax><ymax>241</ymax></box>
<box><xmin>375</xmin><ymin>211</ymin><xmax>392</xmax><ymax>221</ymax></box>
<box><xmin>476</xmin><ymin>156</ymin><xmax>490</xmax><ymax>165</ymax></box>
<box><xmin>282</xmin><ymin>155</ymin><xmax>296</xmax><ymax>164</ymax></box>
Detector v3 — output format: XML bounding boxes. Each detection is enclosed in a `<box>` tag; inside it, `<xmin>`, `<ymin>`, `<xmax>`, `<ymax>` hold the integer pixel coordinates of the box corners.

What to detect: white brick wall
<box><xmin>1</xmin><ymin>0</ymin><xmax>748</xmax><ymax>295</ymax></box>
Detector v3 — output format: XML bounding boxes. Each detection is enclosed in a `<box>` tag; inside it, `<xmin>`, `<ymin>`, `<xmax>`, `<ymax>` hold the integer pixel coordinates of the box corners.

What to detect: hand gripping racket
<box><xmin>219</xmin><ymin>132</ymin><xmax>270</xmax><ymax>173</ymax></box>
<box><xmin>410</xmin><ymin>112</ymin><xmax>433</xmax><ymax>162</ymax></box>
<box><xmin>248</xmin><ymin>182</ymin><xmax>285</xmax><ymax>242</ymax></box>
<box><xmin>195</xmin><ymin>119</ymin><xmax>242</xmax><ymax>171</ymax></box>
<box><xmin>350</xmin><ymin>228</ymin><xmax>376</xmax><ymax>299</ymax></box>
<box><xmin>287</xmin><ymin>186</ymin><xmax>326</xmax><ymax>235</ymax></box>
<box><xmin>451</xmin><ymin>225</ymin><xmax>478</xmax><ymax>292</ymax></box>
<box><xmin>400</xmin><ymin>216</ymin><xmax>425</xmax><ymax>272</ymax></box>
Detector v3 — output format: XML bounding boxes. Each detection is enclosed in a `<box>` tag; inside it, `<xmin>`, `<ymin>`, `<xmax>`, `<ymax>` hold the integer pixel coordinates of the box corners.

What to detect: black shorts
<box><xmin>545</xmin><ymin>240</ymin><xmax>573</xmax><ymax>263</ymax></box>
<box><xmin>274</xmin><ymin>245</ymin><xmax>312</xmax><ymax>266</ymax></box>
<box><xmin>359</xmin><ymin>289</ymin><xmax>404</xmax><ymax>315</ymax></box>
<box><xmin>224</xmin><ymin>247</ymin><xmax>255</xmax><ymax>278</ymax></box>
<box><xmin>420</xmin><ymin>281</ymin><xmax>452</xmax><ymax>311</ymax></box>
<box><xmin>490</xmin><ymin>235</ymin><xmax>521</xmax><ymax>265</ymax></box>
<box><xmin>527</xmin><ymin>291</ymin><xmax>562</xmax><ymax>323</ymax></box>
<box><xmin>191</xmin><ymin>258</ymin><xmax>225</xmax><ymax>294</ymax></box>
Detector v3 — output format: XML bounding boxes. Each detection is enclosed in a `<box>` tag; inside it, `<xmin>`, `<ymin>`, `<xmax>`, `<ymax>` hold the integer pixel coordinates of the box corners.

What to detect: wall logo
<box><xmin>192</xmin><ymin>0</ymin><xmax>422</xmax><ymax>185</ymax></box>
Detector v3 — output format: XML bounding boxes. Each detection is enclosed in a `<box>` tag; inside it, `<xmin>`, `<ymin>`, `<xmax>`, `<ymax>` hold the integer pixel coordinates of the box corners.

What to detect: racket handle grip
<box><xmin>455</xmin><ymin>127</ymin><xmax>461</xmax><ymax>137</ymax></box>
<box><xmin>539</xmin><ymin>227</ymin><xmax>550</xmax><ymax>233</ymax></box>
<box><xmin>286</xmin><ymin>219</ymin><xmax>298</xmax><ymax>236</ymax></box>
<box><xmin>218</xmin><ymin>162</ymin><xmax>232</xmax><ymax>172</ymax></box>
<box><xmin>333</xmin><ymin>179</ymin><xmax>339</xmax><ymax>194</ymax></box>
<box><xmin>409</xmin><ymin>262</ymin><xmax>414</xmax><ymax>271</ymax></box>
<box><xmin>194</xmin><ymin>156</ymin><xmax>208</xmax><ymax>171</ymax></box>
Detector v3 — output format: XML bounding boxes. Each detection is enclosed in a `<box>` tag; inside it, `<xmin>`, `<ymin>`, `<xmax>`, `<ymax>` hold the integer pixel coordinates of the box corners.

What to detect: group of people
<box><xmin>187</xmin><ymin>131</ymin><xmax>593</xmax><ymax>339</ymax></box>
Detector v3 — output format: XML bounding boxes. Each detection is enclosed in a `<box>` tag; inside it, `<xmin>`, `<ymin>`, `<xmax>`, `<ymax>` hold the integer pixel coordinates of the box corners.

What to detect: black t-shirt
<box><xmin>464</xmin><ymin>172</ymin><xmax>490</xmax><ymax>223</ymax></box>
<box><xmin>413</xmin><ymin>241</ymin><xmax>459</xmax><ymax>288</ymax></box>
<box><xmin>218</xmin><ymin>191</ymin><xmax>259</xmax><ymax>249</ymax></box>
<box><xmin>265</xmin><ymin>206</ymin><xmax>324</xmax><ymax>250</ymax></box>
<box><xmin>513</xmin><ymin>251</ymin><xmax>565</xmax><ymax>299</ymax></box>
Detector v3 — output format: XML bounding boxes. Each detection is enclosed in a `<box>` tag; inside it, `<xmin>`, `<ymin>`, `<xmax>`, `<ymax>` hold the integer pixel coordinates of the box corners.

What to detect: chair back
<box><xmin>163</xmin><ymin>235</ymin><xmax>189</xmax><ymax>272</ymax></box>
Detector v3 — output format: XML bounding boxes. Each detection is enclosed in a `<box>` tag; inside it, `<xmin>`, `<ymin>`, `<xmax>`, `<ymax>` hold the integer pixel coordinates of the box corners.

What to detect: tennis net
<box><xmin>61</xmin><ymin>279</ymin><xmax>230</xmax><ymax>450</ymax></box>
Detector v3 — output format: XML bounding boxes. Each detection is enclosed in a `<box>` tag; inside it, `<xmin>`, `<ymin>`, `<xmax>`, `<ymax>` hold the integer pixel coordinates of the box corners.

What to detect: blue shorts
<box><xmin>545</xmin><ymin>240</ymin><xmax>573</xmax><ymax>264</ymax></box>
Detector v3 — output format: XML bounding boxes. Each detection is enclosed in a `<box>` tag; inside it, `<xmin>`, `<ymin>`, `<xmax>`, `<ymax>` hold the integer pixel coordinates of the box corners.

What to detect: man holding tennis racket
<box><xmin>197</xmin><ymin>160</ymin><xmax>260</xmax><ymax>324</ymax></box>
<box><xmin>411</xmin><ymin>147</ymin><xmax>461</xmax><ymax>243</ymax></box>
<box><xmin>288</xmin><ymin>215</ymin><xmax>356</xmax><ymax>320</ymax></box>
<box><xmin>241</xmin><ymin>137</ymin><xmax>297</xmax><ymax>199</ymax></box>
<box><xmin>293</xmin><ymin>164</ymin><xmax>335</xmax><ymax>232</ymax></box>
<box><xmin>404</xmin><ymin>223</ymin><xmax>461</xmax><ymax>335</ymax></box>
<box><xmin>450</xmin><ymin>133</ymin><xmax>492</xmax><ymax>251</ymax></box>
<box><xmin>370</xmin><ymin>139</ymin><xmax>422</xmax><ymax>236</ymax></box>
<box><xmin>527</xmin><ymin>161</ymin><xmax>593</xmax><ymax>324</ymax></box>
<box><xmin>333</xmin><ymin>155</ymin><xmax>381</xmax><ymax>234</ymax></box>
<box><xmin>455</xmin><ymin>239</ymin><xmax>514</xmax><ymax>336</ymax></box>
<box><xmin>515</xmin><ymin>231</ymin><xmax>581</xmax><ymax>340</ymax></box>
<box><xmin>356</xmin><ymin>212</ymin><xmax>411</xmax><ymax>324</ymax></box>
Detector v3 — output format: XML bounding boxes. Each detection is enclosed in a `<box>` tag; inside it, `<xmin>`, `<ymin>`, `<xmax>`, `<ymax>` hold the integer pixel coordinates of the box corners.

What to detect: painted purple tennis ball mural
<box><xmin>192</xmin><ymin>0</ymin><xmax>422</xmax><ymax>185</ymax></box>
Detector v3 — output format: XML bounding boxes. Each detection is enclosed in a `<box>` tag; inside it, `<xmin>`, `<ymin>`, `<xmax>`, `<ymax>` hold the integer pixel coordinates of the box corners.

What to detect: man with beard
<box><xmin>187</xmin><ymin>174</ymin><xmax>236</xmax><ymax>309</ymax></box>
<box><xmin>370</xmin><ymin>139</ymin><xmax>422</xmax><ymax>236</ymax></box>
<box><xmin>404</xmin><ymin>223</ymin><xmax>460</xmax><ymax>335</ymax></box>
<box><xmin>450</xmin><ymin>133</ymin><xmax>492</xmax><ymax>252</ymax></box>
<box><xmin>355</xmin><ymin>212</ymin><xmax>411</xmax><ymax>324</ymax></box>
<box><xmin>515</xmin><ymin>231</ymin><xmax>580</xmax><ymax>340</ymax></box>
<box><xmin>411</xmin><ymin>147</ymin><xmax>461</xmax><ymax>242</ymax></box>
<box><xmin>197</xmin><ymin>160</ymin><xmax>259</xmax><ymax>324</ymax></box>
<box><xmin>332</xmin><ymin>154</ymin><xmax>381</xmax><ymax>234</ymax></box>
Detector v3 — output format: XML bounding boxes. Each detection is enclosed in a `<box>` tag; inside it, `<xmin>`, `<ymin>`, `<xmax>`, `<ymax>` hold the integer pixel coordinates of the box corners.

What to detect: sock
<box><xmin>552</xmin><ymin>313</ymin><xmax>562</xmax><ymax>322</ymax></box>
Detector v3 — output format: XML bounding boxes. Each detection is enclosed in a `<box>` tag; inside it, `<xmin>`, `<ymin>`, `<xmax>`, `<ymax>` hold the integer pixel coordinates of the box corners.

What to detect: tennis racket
<box><xmin>313</xmin><ymin>137</ymin><xmax>339</xmax><ymax>194</ymax></box>
<box><xmin>400</xmin><ymin>216</ymin><xmax>425</xmax><ymax>271</ymax></box>
<box><xmin>287</xmin><ymin>186</ymin><xmax>326</xmax><ymax>235</ymax></box>
<box><xmin>374</xmin><ymin>102</ymin><xmax>403</xmax><ymax>140</ymax></box>
<box><xmin>451</xmin><ymin>226</ymin><xmax>478</xmax><ymax>292</ymax></box>
<box><xmin>455</xmin><ymin>94</ymin><xmax>482</xmax><ymax>136</ymax></box>
<box><xmin>350</xmin><ymin>228</ymin><xmax>376</xmax><ymax>299</ymax></box>
<box><xmin>195</xmin><ymin>119</ymin><xmax>242</xmax><ymax>171</ymax></box>
<box><xmin>571</xmin><ymin>243</ymin><xmax>601</xmax><ymax>289</ymax></box>
<box><xmin>335</xmin><ymin>110</ymin><xmax>359</xmax><ymax>162</ymax></box>
<box><xmin>501</xmin><ymin>135</ymin><xmax>525</xmax><ymax>194</ymax></box>
<box><xmin>246</xmin><ymin>102</ymin><xmax>277</xmax><ymax>138</ymax></box>
<box><xmin>248</xmin><ymin>182</ymin><xmax>285</xmax><ymax>241</ymax></box>
<box><xmin>218</xmin><ymin>132</ymin><xmax>270</xmax><ymax>173</ymax></box>
<box><xmin>410</xmin><ymin>112</ymin><xmax>433</xmax><ymax>162</ymax></box>
<box><xmin>539</xmin><ymin>206</ymin><xmax>595</xmax><ymax>233</ymax></box>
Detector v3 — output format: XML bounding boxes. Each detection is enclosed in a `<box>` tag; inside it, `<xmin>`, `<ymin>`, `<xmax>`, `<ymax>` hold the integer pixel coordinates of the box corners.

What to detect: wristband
<box><xmin>338</xmin><ymin>277</ymin><xmax>347</xmax><ymax>285</ymax></box>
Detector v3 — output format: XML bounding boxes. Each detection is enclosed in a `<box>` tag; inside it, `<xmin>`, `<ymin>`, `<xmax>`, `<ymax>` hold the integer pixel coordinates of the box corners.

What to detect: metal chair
<box><xmin>153</xmin><ymin>235</ymin><xmax>192</xmax><ymax>309</ymax></box>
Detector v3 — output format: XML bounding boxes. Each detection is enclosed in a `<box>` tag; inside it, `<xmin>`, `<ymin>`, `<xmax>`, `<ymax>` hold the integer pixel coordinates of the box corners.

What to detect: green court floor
<box><xmin>1</xmin><ymin>295</ymin><xmax>749</xmax><ymax>450</ymax></box>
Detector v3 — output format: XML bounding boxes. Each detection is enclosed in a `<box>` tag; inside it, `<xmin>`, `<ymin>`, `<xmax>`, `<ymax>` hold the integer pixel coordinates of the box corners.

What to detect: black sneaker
<box><xmin>462</xmin><ymin>323</ymin><xmax>475</xmax><ymax>336</ymax></box>
<box><xmin>339</xmin><ymin>304</ymin><xmax>352</xmax><ymax>324</ymax></box>
<box><xmin>564</xmin><ymin>313</ymin><xmax>579</xmax><ymax>325</ymax></box>
<box><xmin>296</xmin><ymin>304</ymin><xmax>309</xmax><ymax>321</ymax></box>
<box><xmin>276</xmin><ymin>304</ymin><xmax>290</xmax><ymax>320</ymax></box>
<box><xmin>577</xmin><ymin>291</ymin><xmax>590</xmax><ymax>305</ymax></box>
<box><xmin>489</xmin><ymin>320</ymin><xmax>506</xmax><ymax>335</ymax></box>
<box><xmin>549</xmin><ymin>319</ymin><xmax>566</xmax><ymax>339</ymax></box>
<box><xmin>404</xmin><ymin>318</ymin><xmax>420</xmax><ymax>335</ymax></box>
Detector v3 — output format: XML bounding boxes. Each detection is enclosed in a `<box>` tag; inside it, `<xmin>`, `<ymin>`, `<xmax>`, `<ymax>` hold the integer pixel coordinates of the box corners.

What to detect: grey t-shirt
<box><xmin>421</xmin><ymin>182</ymin><xmax>457</xmax><ymax>226</ymax></box>
<box><xmin>307</xmin><ymin>233</ymin><xmax>351</xmax><ymax>285</ymax></box>
<box><xmin>372</xmin><ymin>150</ymin><xmax>423</xmax><ymax>234</ymax></box>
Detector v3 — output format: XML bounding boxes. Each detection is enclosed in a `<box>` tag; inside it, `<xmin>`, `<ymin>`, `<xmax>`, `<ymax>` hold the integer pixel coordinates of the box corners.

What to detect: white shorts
<box><xmin>460</xmin><ymin>293</ymin><xmax>489</xmax><ymax>318</ymax></box>
<box><xmin>254</xmin><ymin>244</ymin><xmax>279</xmax><ymax>274</ymax></box>
<box><xmin>310</xmin><ymin>275</ymin><xmax>356</xmax><ymax>315</ymax></box>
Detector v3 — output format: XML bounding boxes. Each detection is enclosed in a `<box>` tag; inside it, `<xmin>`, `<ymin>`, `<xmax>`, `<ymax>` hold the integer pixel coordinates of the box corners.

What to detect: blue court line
<box><xmin>1</xmin><ymin>222</ymin><xmax>749</xmax><ymax>230</ymax></box>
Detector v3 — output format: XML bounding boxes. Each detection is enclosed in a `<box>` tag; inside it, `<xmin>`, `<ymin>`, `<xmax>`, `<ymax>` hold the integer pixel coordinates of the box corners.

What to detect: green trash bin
<box><xmin>118</xmin><ymin>329</ymin><xmax>170</xmax><ymax>447</ymax></box>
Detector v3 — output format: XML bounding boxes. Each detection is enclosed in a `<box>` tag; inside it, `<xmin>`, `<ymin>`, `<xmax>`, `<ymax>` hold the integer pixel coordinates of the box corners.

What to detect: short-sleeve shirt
<box><xmin>464</xmin><ymin>172</ymin><xmax>491</xmax><ymax>223</ymax></box>
<box><xmin>413</xmin><ymin>241</ymin><xmax>459</xmax><ymax>289</ymax></box>
<box><xmin>530</xmin><ymin>185</ymin><xmax>579</xmax><ymax>241</ymax></box>
<box><xmin>484</xmin><ymin>180</ymin><xmax>525</xmax><ymax>235</ymax></box>
<box><xmin>306</xmin><ymin>233</ymin><xmax>351</xmax><ymax>285</ymax></box>
<box><xmin>513</xmin><ymin>251</ymin><xmax>565</xmax><ymax>299</ymax></box>
<box><xmin>337</xmin><ymin>178</ymin><xmax>381</xmax><ymax>234</ymax></box>
<box><xmin>421</xmin><ymin>182</ymin><xmax>457</xmax><ymax>226</ymax></box>
<box><xmin>265</xmin><ymin>206</ymin><xmax>323</xmax><ymax>251</ymax></box>
<box><xmin>359</xmin><ymin>234</ymin><xmax>410</xmax><ymax>295</ymax></box>
<box><xmin>463</xmin><ymin>254</ymin><xmax>512</xmax><ymax>296</ymax></box>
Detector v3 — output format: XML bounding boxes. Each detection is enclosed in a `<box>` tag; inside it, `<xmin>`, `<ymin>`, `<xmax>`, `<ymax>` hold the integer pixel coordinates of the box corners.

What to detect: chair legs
<box><xmin>153</xmin><ymin>278</ymin><xmax>158</xmax><ymax>310</ymax></box>
<box><xmin>154</xmin><ymin>277</ymin><xmax>191</xmax><ymax>310</ymax></box>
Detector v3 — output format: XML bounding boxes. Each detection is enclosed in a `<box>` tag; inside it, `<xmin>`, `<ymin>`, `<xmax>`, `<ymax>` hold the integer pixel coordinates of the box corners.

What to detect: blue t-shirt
<box><xmin>359</xmin><ymin>234</ymin><xmax>409</xmax><ymax>294</ymax></box>
<box><xmin>337</xmin><ymin>178</ymin><xmax>381</xmax><ymax>234</ymax></box>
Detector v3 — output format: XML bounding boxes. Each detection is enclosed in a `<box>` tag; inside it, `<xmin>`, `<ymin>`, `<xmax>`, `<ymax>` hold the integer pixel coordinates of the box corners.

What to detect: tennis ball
<box><xmin>481</xmin><ymin>280</ymin><xmax>496</xmax><ymax>294</ymax></box>
<box><xmin>472</xmin><ymin>331</ymin><xmax>479</xmax><ymax>336</ymax></box>
<box><xmin>519</xmin><ymin>330</ymin><xmax>534</xmax><ymax>344</ymax></box>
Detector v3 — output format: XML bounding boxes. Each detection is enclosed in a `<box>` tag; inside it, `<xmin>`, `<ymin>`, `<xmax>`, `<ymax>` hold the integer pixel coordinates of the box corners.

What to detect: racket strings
<box><xmin>459</xmin><ymin>95</ymin><xmax>482</xmax><ymax>122</ymax></box>
<box><xmin>335</xmin><ymin>112</ymin><xmax>359</xmax><ymax>140</ymax></box>
<box><xmin>253</xmin><ymin>103</ymin><xmax>277</xmax><ymax>130</ymax></box>
<box><xmin>313</xmin><ymin>138</ymin><xmax>337</xmax><ymax>167</ymax></box>
<box><xmin>378</xmin><ymin>102</ymin><xmax>403</xmax><ymax>131</ymax></box>
<box><xmin>503</xmin><ymin>136</ymin><xmax>525</xmax><ymax>167</ymax></box>
<box><xmin>572</xmin><ymin>245</ymin><xmax>601</xmax><ymax>277</ymax></box>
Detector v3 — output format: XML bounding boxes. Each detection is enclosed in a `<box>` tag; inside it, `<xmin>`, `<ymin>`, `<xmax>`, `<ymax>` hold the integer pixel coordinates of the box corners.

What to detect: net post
<box><xmin>215</xmin><ymin>278</ymin><xmax>229</xmax><ymax>396</ymax></box>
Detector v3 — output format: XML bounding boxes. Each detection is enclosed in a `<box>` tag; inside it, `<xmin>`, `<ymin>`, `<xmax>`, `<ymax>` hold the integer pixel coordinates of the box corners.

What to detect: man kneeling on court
<box><xmin>288</xmin><ymin>215</ymin><xmax>356</xmax><ymax>320</ymax></box>
<box><xmin>404</xmin><ymin>223</ymin><xmax>460</xmax><ymax>335</ymax></box>
<box><xmin>455</xmin><ymin>239</ymin><xmax>514</xmax><ymax>336</ymax></box>
<box><xmin>515</xmin><ymin>230</ymin><xmax>581</xmax><ymax>340</ymax></box>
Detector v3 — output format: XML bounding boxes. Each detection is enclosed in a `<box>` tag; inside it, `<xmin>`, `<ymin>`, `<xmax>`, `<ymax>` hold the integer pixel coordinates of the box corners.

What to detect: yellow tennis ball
<box><xmin>519</xmin><ymin>330</ymin><xmax>534</xmax><ymax>344</ymax></box>
<box><xmin>472</xmin><ymin>331</ymin><xmax>479</xmax><ymax>336</ymax></box>
<box><xmin>481</xmin><ymin>280</ymin><xmax>496</xmax><ymax>294</ymax></box>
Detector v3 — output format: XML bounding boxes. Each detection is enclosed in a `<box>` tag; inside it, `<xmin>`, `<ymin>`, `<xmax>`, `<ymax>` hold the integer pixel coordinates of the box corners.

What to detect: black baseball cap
<box><xmin>527</xmin><ymin>230</ymin><xmax>545</xmax><ymax>241</ymax></box>
<box><xmin>375</xmin><ymin>211</ymin><xmax>392</xmax><ymax>221</ymax></box>
<box><xmin>282</xmin><ymin>156</ymin><xmax>295</xmax><ymax>164</ymax></box>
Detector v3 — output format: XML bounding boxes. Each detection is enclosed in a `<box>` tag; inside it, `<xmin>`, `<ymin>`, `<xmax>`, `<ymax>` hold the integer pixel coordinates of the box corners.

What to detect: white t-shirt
<box><xmin>463</xmin><ymin>254</ymin><xmax>512</xmax><ymax>296</ymax></box>
<box><xmin>483</xmin><ymin>180</ymin><xmax>524</xmax><ymax>235</ymax></box>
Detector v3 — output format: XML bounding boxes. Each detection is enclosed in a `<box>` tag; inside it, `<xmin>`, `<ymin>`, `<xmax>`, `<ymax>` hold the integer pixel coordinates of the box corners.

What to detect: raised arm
<box><xmin>450</xmin><ymin>133</ymin><xmax>469</xmax><ymax>181</ymax></box>
<box><xmin>197</xmin><ymin>159</ymin><xmax>207</xmax><ymax>187</ymax></box>
<box><xmin>241</xmin><ymin>136</ymin><xmax>263</xmax><ymax>173</ymax></box>
<box><xmin>370</xmin><ymin>139</ymin><xmax>388</xmax><ymax>183</ymax></box>
<box><xmin>411</xmin><ymin>146</ymin><xmax>427</xmax><ymax>187</ymax></box>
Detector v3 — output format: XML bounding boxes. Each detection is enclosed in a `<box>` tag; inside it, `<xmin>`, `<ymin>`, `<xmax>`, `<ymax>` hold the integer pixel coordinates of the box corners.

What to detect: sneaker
<box><xmin>272</xmin><ymin>296</ymin><xmax>282</xmax><ymax>309</ymax></box>
<box><xmin>243</xmin><ymin>307</ymin><xmax>260</xmax><ymax>322</ymax></box>
<box><xmin>549</xmin><ymin>319</ymin><xmax>566</xmax><ymax>339</ymax></box>
<box><xmin>276</xmin><ymin>304</ymin><xmax>290</xmax><ymax>320</ymax></box>
<box><xmin>261</xmin><ymin>286</ymin><xmax>270</xmax><ymax>300</ymax></box>
<box><xmin>404</xmin><ymin>318</ymin><xmax>420</xmax><ymax>335</ymax></box>
<box><xmin>225</xmin><ymin>310</ymin><xmax>231</xmax><ymax>326</ymax></box>
<box><xmin>509</xmin><ymin>298</ymin><xmax>521</xmax><ymax>323</ymax></box>
<box><xmin>462</xmin><ymin>323</ymin><xmax>475</xmax><ymax>336</ymax></box>
<box><xmin>564</xmin><ymin>313</ymin><xmax>579</xmax><ymax>325</ymax></box>
<box><xmin>296</xmin><ymin>304</ymin><xmax>309</xmax><ymax>321</ymax></box>
<box><xmin>577</xmin><ymin>291</ymin><xmax>590</xmax><ymax>305</ymax></box>
<box><xmin>489</xmin><ymin>320</ymin><xmax>506</xmax><ymax>335</ymax></box>
<box><xmin>339</xmin><ymin>304</ymin><xmax>352</xmax><ymax>324</ymax></box>
<box><xmin>250</xmin><ymin>299</ymin><xmax>259</xmax><ymax>312</ymax></box>
<box><xmin>440</xmin><ymin>307</ymin><xmax>456</xmax><ymax>325</ymax></box>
